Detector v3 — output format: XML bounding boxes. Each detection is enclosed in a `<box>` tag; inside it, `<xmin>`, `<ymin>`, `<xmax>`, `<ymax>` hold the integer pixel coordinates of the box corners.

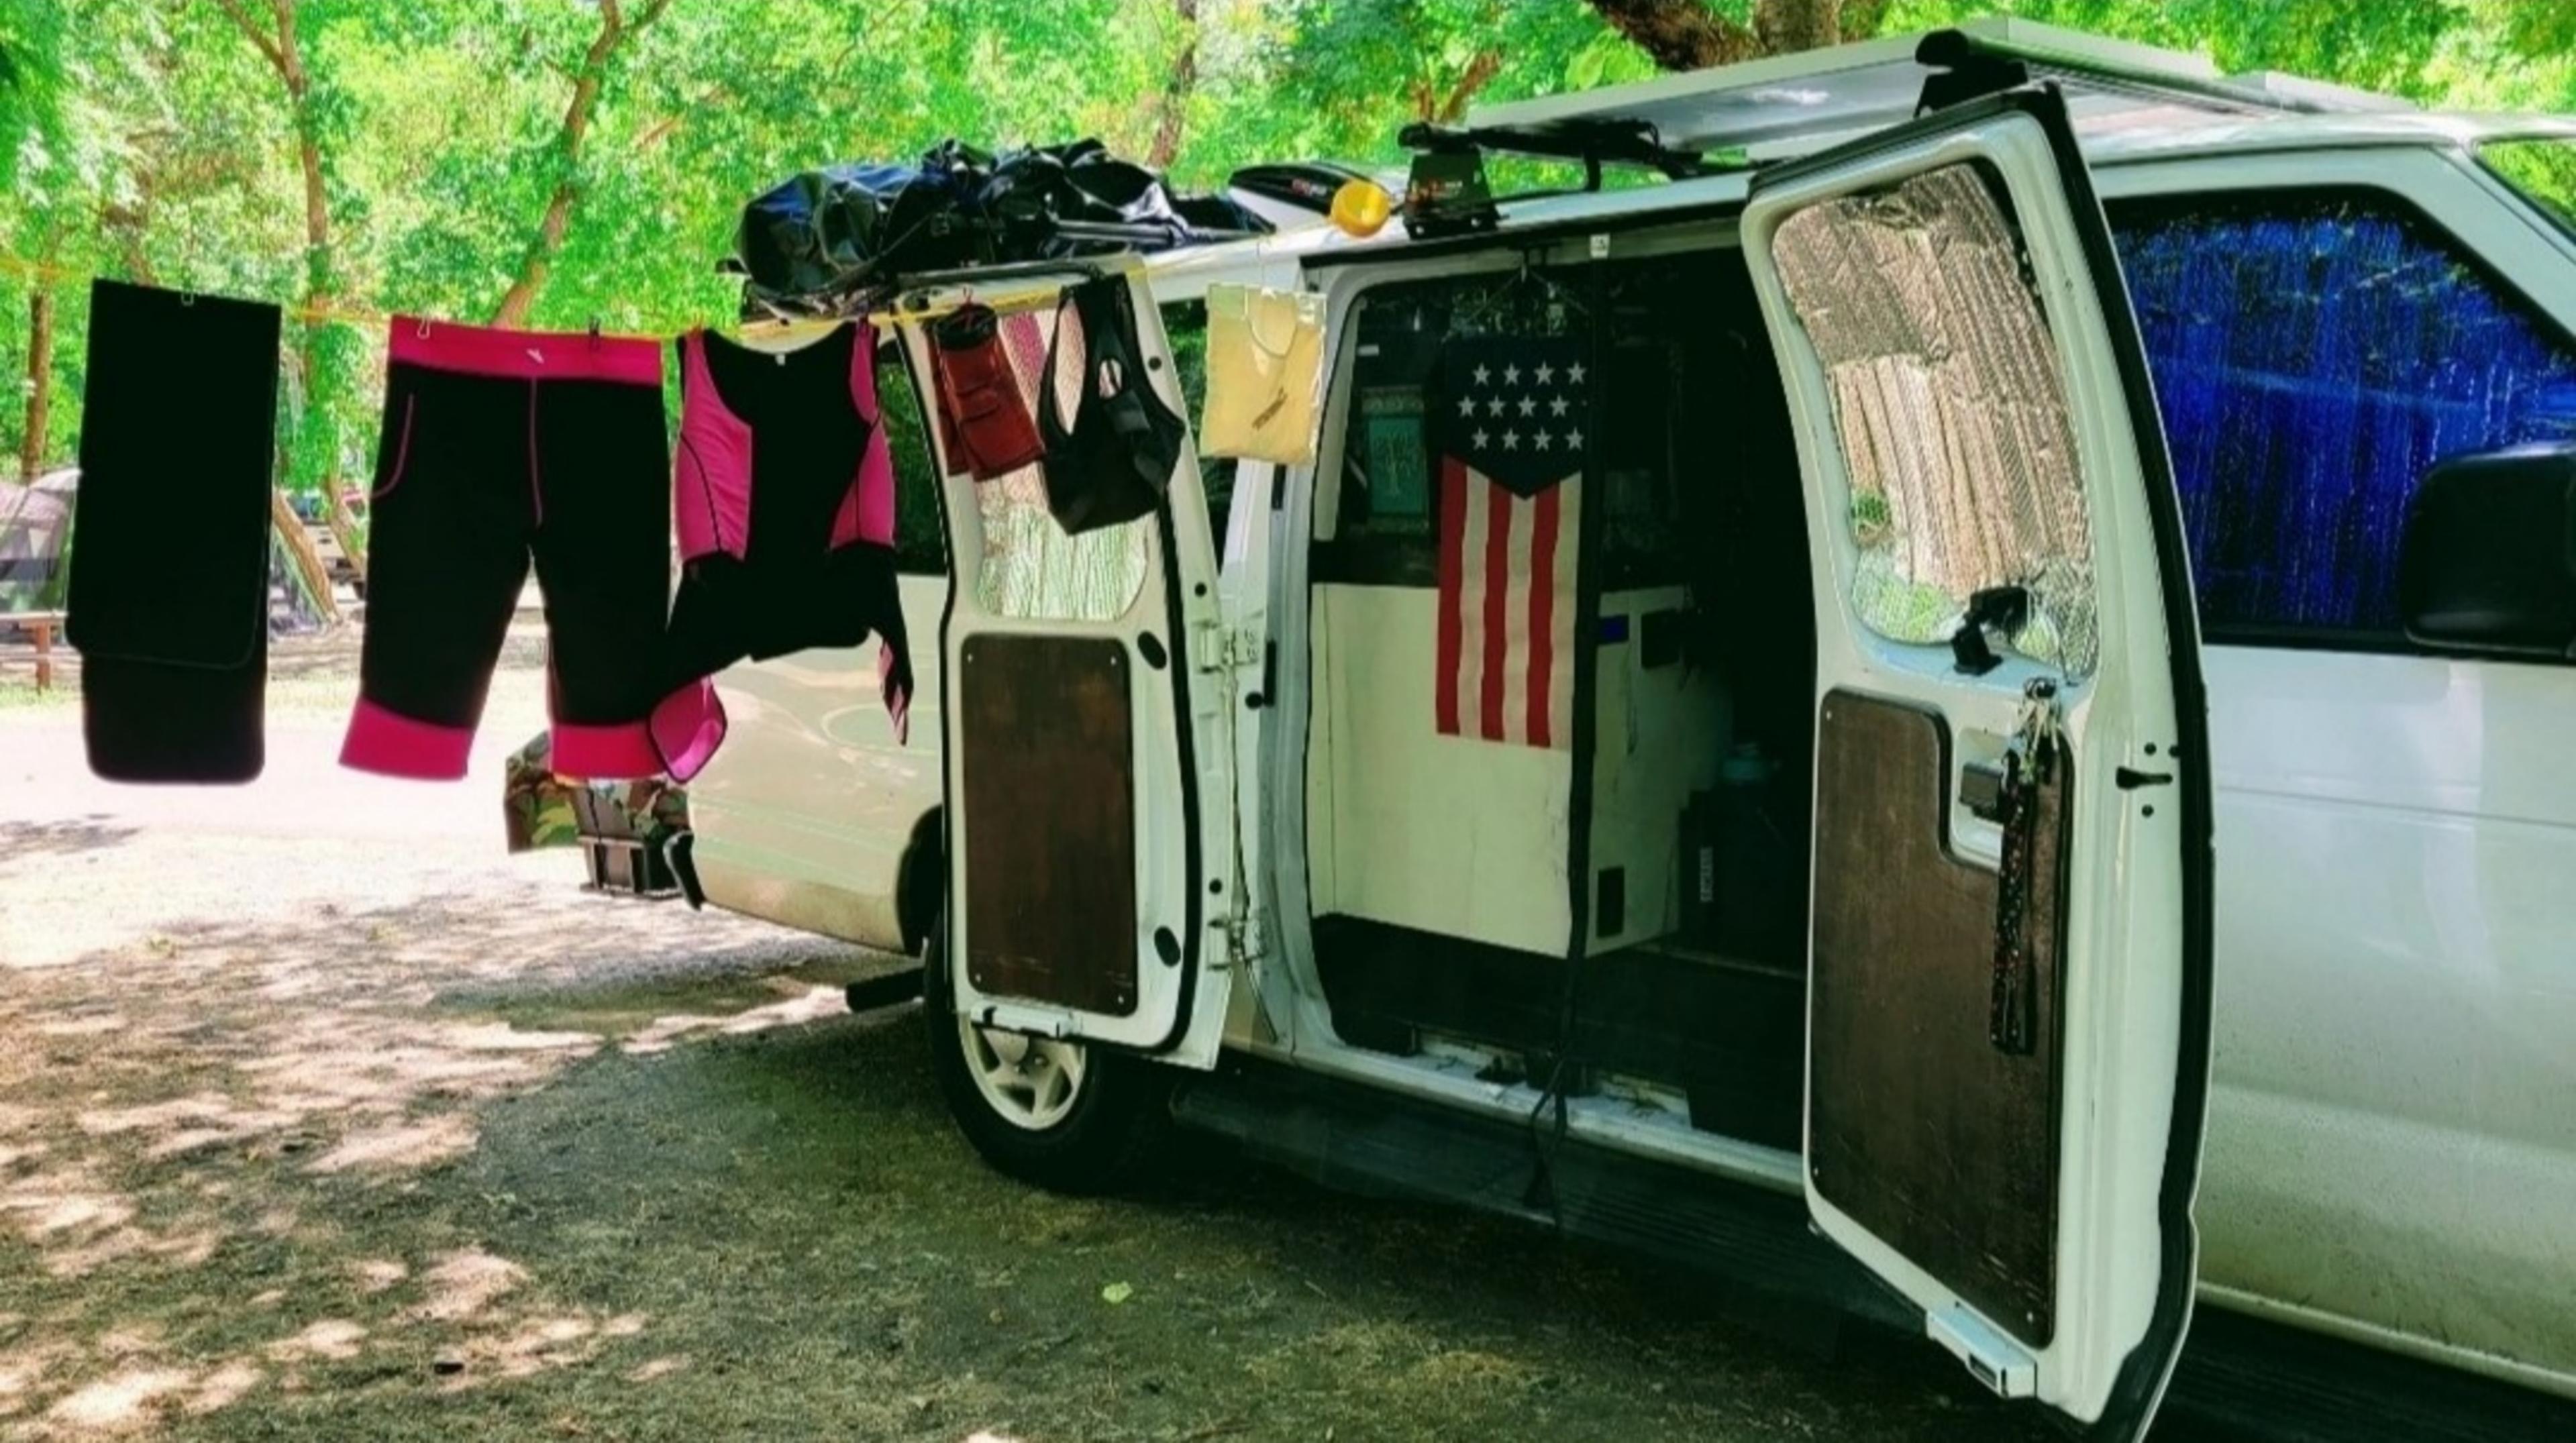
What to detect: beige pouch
<box><xmin>1199</xmin><ymin>284</ymin><xmax>1327</xmax><ymax>465</ymax></box>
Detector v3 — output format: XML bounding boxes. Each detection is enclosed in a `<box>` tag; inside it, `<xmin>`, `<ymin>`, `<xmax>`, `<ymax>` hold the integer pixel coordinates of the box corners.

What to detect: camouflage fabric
<box><xmin>502</xmin><ymin>731</ymin><xmax>688</xmax><ymax>854</ymax></box>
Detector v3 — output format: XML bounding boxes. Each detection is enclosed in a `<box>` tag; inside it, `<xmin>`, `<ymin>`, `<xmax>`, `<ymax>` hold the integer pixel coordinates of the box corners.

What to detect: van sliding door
<box><xmin>1740</xmin><ymin>87</ymin><xmax>2213</xmax><ymax>1438</ymax></box>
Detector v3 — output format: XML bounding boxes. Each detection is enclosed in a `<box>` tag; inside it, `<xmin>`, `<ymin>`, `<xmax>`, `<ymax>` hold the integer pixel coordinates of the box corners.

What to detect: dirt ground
<box><xmin>0</xmin><ymin>630</ymin><xmax>2056</xmax><ymax>1442</ymax></box>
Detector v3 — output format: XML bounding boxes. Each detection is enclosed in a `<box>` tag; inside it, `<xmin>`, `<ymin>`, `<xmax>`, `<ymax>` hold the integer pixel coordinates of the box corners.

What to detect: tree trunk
<box><xmin>217</xmin><ymin>0</ymin><xmax>342</xmax><ymax>621</ymax></box>
<box><xmin>489</xmin><ymin>0</ymin><xmax>670</xmax><ymax>328</ymax></box>
<box><xmin>1754</xmin><ymin>0</ymin><xmax>1843</xmax><ymax>56</ymax></box>
<box><xmin>269</xmin><ymin>486</ymin><xmax>338</xmax><ymax>616</ymax></box>
<box><xmin>1437</xmin><ymin>50</ymin><xmax>1504</xmax><ymax>123</ymax></box>
<box><xmin>1585</xmin><ymin>0</ymin><xmax>1890</xmax><ymax>70</ymax></box>
<box><xmin>1407</xmin><ymin>48</ymin><xmax>1504</xmax><ymax>123</ymax></box>
<box><xmin>327</xmin><ymin>491</ymin><xmax>365</xmax><ymax>587</ymax></box>
<box><xmin>19</xmin><ymin>286</ymin><xmax>52</xmax><ymax>482</ymax></box>
<box><xmin>1584</xmin><ymin>0</ymin><xmax>1760</xmax><ymax>70</ymax></box>
<box><xmin>1146</xmin><ymin>0</ymin><xmax>1200</xmax><ymax>170</ymax></box>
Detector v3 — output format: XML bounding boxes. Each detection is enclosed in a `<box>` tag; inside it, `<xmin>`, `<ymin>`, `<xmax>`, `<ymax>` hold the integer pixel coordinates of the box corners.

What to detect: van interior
<box><xmin>1302</xmin><ymin>237</ymin><xmax>1818</xmax><ymax>1152</ymax></box>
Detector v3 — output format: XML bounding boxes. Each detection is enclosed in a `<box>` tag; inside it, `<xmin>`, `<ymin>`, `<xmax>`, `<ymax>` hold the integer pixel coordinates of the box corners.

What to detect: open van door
<box><xmin>897</xmin><ymin>263</ymin><xmax>1237</xmax><ymax>1065</ymax></box>
<box><xmin>1741</xmin><ymin>89</ymin><xmax>2212</xmax><ymax>1436</ymax></box>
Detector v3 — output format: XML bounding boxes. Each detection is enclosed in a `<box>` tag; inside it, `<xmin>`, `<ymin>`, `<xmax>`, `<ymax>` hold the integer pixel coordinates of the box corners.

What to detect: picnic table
<box><xmin>2</xmin><ymin>610</ymin><xmax>64</xmax><ymax>692</ymax></box>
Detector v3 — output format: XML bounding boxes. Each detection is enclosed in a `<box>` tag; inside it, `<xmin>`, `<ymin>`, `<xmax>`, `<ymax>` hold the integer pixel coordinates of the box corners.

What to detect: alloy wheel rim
<box><xmin>959</xmin><ymin>1019</ymin><xmax>1088</xmax><ymax>1131</ymax></box>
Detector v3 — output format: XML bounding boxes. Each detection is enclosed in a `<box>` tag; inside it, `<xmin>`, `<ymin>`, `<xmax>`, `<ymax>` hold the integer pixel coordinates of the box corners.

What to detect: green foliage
<box><xmin>1882</xmin><ymin>0</ymin><xmax>2463</xmax><ymax>100</ymax></box>
<box><xmin>0</xmin><ymin>0</ymin><xmax>67</xmax><ymax>192</ymax></box>
<box><xmin>2479</xmin><ymin>138</ymin><xmax>2576</xmax><ymax>236</ymax></box>
<box><xmin>6</xmin><ymin>0</ymin><xmax>2576</xmax><ymax>490</ymax></box>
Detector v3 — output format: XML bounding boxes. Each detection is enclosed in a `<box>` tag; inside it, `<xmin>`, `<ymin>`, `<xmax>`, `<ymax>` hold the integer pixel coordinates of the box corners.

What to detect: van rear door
<box><xmin>896</xmin><ymin>263</ymin><xmax>1237</xmax><ymax>1066</ymax></box>
<box><xmin>1739</xmin><ymin>87</ymin><xmax>2212</xmax><ymax>1437</ymax></box>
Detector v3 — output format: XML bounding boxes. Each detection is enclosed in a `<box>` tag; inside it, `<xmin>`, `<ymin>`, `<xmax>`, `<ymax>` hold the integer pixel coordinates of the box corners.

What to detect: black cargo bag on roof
<box><xmin>729</xmin><ymin>139</ymin><xmax>1269</xmax><ymax>313</ymax></box>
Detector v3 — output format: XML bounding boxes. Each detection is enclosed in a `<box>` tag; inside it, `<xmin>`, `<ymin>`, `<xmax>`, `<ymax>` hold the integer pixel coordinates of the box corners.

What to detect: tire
<box><xmin>923</xmin><ymin>907</ymin><xmax>1171</xmax><ymax>1194</ymax></box>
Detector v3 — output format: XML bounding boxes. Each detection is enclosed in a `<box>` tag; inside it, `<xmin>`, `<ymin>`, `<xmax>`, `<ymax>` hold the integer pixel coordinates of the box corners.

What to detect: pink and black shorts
<box><xmin>341</xmin><ymin>318</ymin><xmax>671</xmax><ymax>782</ymax></box>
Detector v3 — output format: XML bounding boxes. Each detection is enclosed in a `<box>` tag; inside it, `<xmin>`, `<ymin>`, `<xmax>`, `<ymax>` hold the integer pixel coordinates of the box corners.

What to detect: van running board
<box><xmin>1173</xmin><ymin>1060</ymin><xmax>2576</xmax><ymax>1440</ymax></box>
<box><xmin>1168</xmin><ymin>1057</ymin><xmax>1914</xmax><ymax>1334</ymax></box>
<box><xmin>2162</xmin><ymin>1305</ymin><xmax>2576</xmax><ymax>1443</ymax></box>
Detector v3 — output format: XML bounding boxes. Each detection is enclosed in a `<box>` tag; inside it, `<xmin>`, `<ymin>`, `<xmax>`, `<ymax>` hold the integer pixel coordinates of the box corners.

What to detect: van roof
<box><xmin>1143</xmin><ymin>21</ymin><xmax>2576</xmax><ymax>278</ymax></box>
<box><xmin>1469</xmin><ymin>18</ymin><xmax>2420</xmax><ymax>154</ymax></box>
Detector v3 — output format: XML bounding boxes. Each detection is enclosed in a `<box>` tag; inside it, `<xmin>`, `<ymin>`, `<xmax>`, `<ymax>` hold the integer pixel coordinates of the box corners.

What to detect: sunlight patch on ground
<box><xmin>183</xmin><ymin>1360</ymin><xmax>263</xmax><ymax>1415</ymax></box>
<box><xmin>624</xmin><ymin>1354</ymin><xmax>687</xmax><ymax>1383</ymax></box>
<box><xmin>0</xmin><ymin>1342</ymin><xmax>82</xmax><ymax>1416</ymax></box>
<box><xmin>407</xmin><ymin>1248</ymin><xmax>529</xmax><ymax>1324</ymax></box>
<box><xmin>264</xmin><ymin>1320</ymin><xmax>368</xmax><ymax>1364</ymax></box>
<box><xmin>621</xmin><ymin>983</ymin><xmax>852</xmax><ymax>1056</ymax></box>
<box><xmin>306</xmin><ymin>1112</ymin><xmax>479</xmax><ymax>1174</ymax></box>
<box><xmin>43</xmin><ymin>1366</ymin><xmax>193</xmax><ymax>1432</ymax></box>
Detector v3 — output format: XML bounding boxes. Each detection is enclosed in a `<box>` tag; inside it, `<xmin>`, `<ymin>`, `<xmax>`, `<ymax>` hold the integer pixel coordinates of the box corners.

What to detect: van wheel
<box><xmin>923</xmin><ymin>908</ymin><xmax>1170</xmax><ymax>1193</ymax></box>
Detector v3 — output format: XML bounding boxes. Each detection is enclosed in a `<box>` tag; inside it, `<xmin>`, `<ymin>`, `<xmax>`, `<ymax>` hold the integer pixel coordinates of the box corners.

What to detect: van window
<box><xmin>2110</xmin><ymin>189</ymin><xmax>2576</xmax><ymax>643</ymax></box>
<box><xmin>1772</xmin><ymin>162</ymin><xmax>2100</xmax><ymax>678</ymax></box>
<box><xmin>879</xmin><ymin>337</ymin><xmax>948</xmax><ymax>576</ymax></box>
<box><xmin>883</xmin><ymin>303</ymin><xmax>1225</xmax><ymax>585</ymax></box>
<box><xmin>1159</xmin><ymin>298</ymin><xmax>1237</xmax><ymax>553</ymax></box>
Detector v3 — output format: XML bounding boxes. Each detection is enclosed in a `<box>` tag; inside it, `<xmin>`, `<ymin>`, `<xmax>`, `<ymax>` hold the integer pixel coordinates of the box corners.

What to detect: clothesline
<box><xmin>0</xmin><ymin>254</ymin><xmax>670</xmax><ymax>342</ymax></box>
<box><xmin>7</xmin><ymin>252</ymin><xmax>1128</xmax><ymax>344</ymax></box>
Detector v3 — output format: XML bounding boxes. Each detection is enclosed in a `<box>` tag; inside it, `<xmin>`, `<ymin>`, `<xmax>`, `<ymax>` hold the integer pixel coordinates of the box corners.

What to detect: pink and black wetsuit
<box><xmin>649</xmin><ymin>321</ymin><xmax>912</xmax><ymax>778</ymax></box>
<box><xmin>342</xmin><ymin>318</ymin><xmax>672</xmax><ymax>782</ymax></box>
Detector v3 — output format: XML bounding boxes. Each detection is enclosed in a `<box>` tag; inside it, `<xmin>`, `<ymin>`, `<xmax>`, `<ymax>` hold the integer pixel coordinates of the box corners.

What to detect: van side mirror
<box><xmin>2398</xmin><ymin>445</ymin><xmax>2576</xmax><ymax>660</ymax></box>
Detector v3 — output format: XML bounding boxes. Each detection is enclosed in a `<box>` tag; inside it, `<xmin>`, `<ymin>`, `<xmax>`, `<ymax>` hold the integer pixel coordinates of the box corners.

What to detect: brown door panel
<box><xmin>958</xmin><ymin>633</ymin><xmax>1140</xmax><ymax>1017</ymax></box>
<box><xmin>1808</xmin><ymin>690</ymin><xmax>2068</xmax><ymax>1346</ymax></box>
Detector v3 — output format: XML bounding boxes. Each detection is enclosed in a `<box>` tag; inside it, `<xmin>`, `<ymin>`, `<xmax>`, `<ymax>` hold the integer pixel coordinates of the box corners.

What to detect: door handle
<box><xmin>2114</xmin><ymin>765</ymin><xmax>2172</xmax><ymax>790</ymax></box>
<box><xmin>1960</xmin><ymin>760</ymin><xmax>2010</xmax><ymax>822</ymax></box>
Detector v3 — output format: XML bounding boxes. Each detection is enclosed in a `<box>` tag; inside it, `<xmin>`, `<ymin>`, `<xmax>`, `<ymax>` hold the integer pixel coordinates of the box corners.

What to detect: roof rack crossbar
<box><xmin>1398</xmin><ymin>118</ymin><xmax>1706</xmax><ymax>186</ymax></box>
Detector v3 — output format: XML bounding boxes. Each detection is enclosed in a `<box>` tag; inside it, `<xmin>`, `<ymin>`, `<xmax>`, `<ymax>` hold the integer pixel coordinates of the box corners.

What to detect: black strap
<box><xmin>1988</xmin><ymin>734</ymin><xmax>2053</xmax><ymax>1056</ymax></box>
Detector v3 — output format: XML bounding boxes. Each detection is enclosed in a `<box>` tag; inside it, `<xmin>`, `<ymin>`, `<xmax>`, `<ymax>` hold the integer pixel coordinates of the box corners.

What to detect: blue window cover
<box><xmin>2109</xmin><ymin>193</ymin><xmax>2576</xmax><ymax>639</ymax></box>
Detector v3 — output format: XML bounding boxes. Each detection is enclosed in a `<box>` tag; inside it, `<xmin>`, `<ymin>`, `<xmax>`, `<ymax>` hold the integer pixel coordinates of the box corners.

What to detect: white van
<box><xmin>674</xmin><ymin>22</ymin><xmax>2576</xmax><ymax>1438</ymax></box>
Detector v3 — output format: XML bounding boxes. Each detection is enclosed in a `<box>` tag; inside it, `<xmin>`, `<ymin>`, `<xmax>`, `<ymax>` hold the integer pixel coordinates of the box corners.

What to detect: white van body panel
<box><xmin>688</xmin><ymin>574</ymin><xmax>943</xmax><ymax>955</ymax></box>
<box><xmin>2090</xmin><ymin>146</ymin><xmax>2576</xmax><ymax>1394</ymax></box>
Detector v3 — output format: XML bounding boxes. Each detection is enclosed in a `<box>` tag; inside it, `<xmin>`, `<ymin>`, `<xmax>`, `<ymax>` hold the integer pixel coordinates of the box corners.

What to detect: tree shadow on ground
<box><xmin>0</xmin><ymin>820</ymin><xmax>2049</xmax><ymax>1443</ymax></box>
<box><xmin>0</xmin><ymin>818</ymin><xmax>140</xmax><ymax>869</ymax></box>
<box><xmin>0</xmin><ymin>842</ymin><xmax>895</xmax><ymax>1438</ymax></box>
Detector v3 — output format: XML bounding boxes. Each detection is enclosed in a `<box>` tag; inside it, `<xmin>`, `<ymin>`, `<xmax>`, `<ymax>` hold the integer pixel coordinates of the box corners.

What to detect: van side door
<box><xmin>1741</xmin><ymin>87</ymin><xmax>2214</xmax><ymax>1436</ymax></box>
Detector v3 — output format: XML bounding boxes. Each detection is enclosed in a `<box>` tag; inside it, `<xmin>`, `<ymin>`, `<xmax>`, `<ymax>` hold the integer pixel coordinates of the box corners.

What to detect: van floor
<box><xmin>1310</xmin><ymin>915</ymin><xmax>1805</xmax><ymax>1151</ymax></box>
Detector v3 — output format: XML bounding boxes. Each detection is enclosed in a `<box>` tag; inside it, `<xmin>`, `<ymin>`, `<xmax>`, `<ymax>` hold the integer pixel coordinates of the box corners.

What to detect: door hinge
<box><xmin>1928</xmin><ymin>1303</ymin><xmax>2036</xmax><ymax>1399</ymax></box>
<box><xmin>1192</xmin><ymin>620</ymin><xmax>1264</xmax><ymax>676</ymax></box>
<box><xmin>1214</xmin><ymin>894</ymin><xmax>1262</xmax><ymax>965</ymax></box>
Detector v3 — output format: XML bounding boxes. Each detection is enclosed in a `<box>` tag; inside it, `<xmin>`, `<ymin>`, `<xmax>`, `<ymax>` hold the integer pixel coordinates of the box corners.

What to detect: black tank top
<box><xmin>1036</xmin><ymin>274</ymin><xmax>1186</xmax><ymax>535</ymax></box>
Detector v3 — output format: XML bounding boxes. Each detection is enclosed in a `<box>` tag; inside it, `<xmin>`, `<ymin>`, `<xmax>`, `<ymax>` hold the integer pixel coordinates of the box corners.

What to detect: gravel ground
<box><xmin>0</xmin><ymin>628</ymin><xmax>2059</xmax><ymax>1441</ymax></box>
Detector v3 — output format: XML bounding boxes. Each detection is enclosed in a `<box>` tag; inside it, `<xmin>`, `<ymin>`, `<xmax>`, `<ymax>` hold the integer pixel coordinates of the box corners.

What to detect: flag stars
<box><xmin>1457</xmin><ymin>395</ymin><xmax>1478</xmax><ymax>417</ymax></box>
<box><xmin>1549</xmin><ymin>395</ymin><xmax>1569</xmax><ymax>417</ymax></box>
<box><xmin>1486</xmin><ymin>396</ymin><xmax>1505</xmax><ymax>417</ymax></box>
<box><xmin>1567</xmin><ymin>362</ymin><xmax>1587</xmax><ymax>385</ymax></box>
<box><xmin>1565</xmin><ymin>427</ymin><xmax>1584</xmax><ymax>450</ymax></box>
<box><xmin>1535</xmin><ymin>362</ymin><xmax>1554</xmax><ymax>385</ymax></box>
<box><xmin>1473</xmin><ymin>364</ymin><xmax>1491</xmax><ymax>386</ymax></box>
<box><xmin>1517</xmin><ymin>395</ymin><xmax>1537</xmax><ymax>417</ymax></box>
<box><xmin>1503</xmin><ymin>364</ymin><xmax>1521</xmax><ymax>386</ymax></box>
<box><xmin>1533</xmin><ymin>429</ymin><xmax>1553</xmax><ymax>451</ymax></box>
<box><xmin>1472</xmin><ymin>427</ymin><xmax>1490</xmax><ymax>448</ymax></box>
<box><xmin>1502</xmin><ymin>429</ymin><xmax>1520</xmax><ymax>449</ymax></box>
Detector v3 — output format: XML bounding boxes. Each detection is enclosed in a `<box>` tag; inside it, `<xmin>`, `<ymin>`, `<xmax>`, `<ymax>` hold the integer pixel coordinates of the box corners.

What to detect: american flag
<box><xmin>1433</xmin><ymin>335</ymin><xmax>1586</xmax><ymax>749</ymax></box>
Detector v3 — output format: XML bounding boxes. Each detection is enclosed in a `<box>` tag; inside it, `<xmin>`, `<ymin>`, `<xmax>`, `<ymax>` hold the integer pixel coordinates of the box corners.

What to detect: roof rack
<box><xmin>1397</xmin><ymin>117</ymin><xmax>1707</xmax><ymax>189</ymax></box>
<box><xmin>1469</xmin><ymin>17</ymin><xmax>2416</xmax><ymax>160</ymax></box>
